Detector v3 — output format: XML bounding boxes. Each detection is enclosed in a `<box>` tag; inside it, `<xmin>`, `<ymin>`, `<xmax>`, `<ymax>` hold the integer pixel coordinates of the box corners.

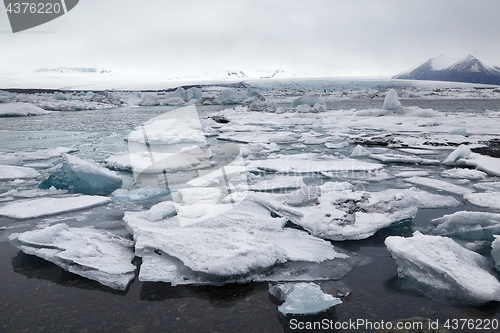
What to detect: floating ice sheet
<box><xmin>9</xmin><ymin>223</ymin><xmax>136</xmax><ymax>290</ymax></box>
<box><xmin>431</xmin><ymin>211</ymin><xmax>500</xmax><ymax>242</ymax></box>
<box><xmin>404</xmin><ymin>176</ymin><xmax>473</xmax><ymax>195</ymax></box>
<box><xmin>441</xmin><ymin>168</ymin><xmax>486</xmax><ymax>180</ymax></box>
<box><xmin>0</xmin><ymin>165</ymin><xmax>40</xmax><ymax>180</ymax></box>
<box><xmin>269</xmin><ymin>282</ymin><xmax>342</xmax><ymax>315</ymax></box>
<box><xmin>385</xmin><ymin>231</ymin><xmax>500</xmax><ymax>304</ymax></box>
<box><xmin>0</xmin><ymin>195</ymin><xmax>111</xmax><ymax>219</ymax></box>
<box><xmin>0</xmin><ymin>103</ymin><xmax>53</xmax><ymax>117</ymax></box>
<box><xmin>464</xmin><ymin>192</ymin><xmax>500</xmax><ymax>210</ymax></box>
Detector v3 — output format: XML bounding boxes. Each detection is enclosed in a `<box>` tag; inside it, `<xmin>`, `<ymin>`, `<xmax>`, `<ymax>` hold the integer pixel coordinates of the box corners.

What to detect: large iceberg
<box><xmin>269</xmin><ymin>282</ymin><xmax>342</xmax><ymax>315</ymax></box>
<box><xmin>383</xmin><ymin>89</ymin><xmax>401</xmax><ymax>111</ymax></box>
<box><xmin>385</xmin><ymin>231</ymin><xmax>500</xmax><ymax>303</ymax></box>
<box><xmin>291</xmin><ymin>95</ymin><xmax>326</xmax><ymax>109</ymax></box>
<box><xmin>9</xmin><ymin>224</ymin><xmax>136</xmax><ymax>290</ymax></box>
<box><xmin>39</xmin><ymin>154</ymin><xmax>122</xmax><ymax>195</ymax></box>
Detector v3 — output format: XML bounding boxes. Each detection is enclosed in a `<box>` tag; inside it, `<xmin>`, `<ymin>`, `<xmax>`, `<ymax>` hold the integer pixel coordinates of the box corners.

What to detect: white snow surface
<box><xmin>9</xmin><ymin>223</ymin><xmax>136</xmax><ymax>290</ymax></box>
<box><xmin>385</xmin><ymin>231</ymin><xmax>500</xmax><ymax>303</ymax></box>
<box><xmin>0</xmin><ymin>165</ymin><xmax>40</xmax><ymax>180</ymax></box>
<box><xmin>0</xmin><ymin>195</ymin><xmax>111</xmax><ymax>219</ymax></box>
<box><xmin>269</xmin><ymin>282</ymin><xmax>342</xmax><ymax>315</ymax></box>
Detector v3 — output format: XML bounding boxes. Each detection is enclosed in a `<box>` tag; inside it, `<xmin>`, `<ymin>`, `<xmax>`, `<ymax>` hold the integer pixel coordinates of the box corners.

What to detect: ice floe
<box><xmin>474</xmin><ymin>182</ymin><xmax>500</xmax><ymax>192</ymax></box>
<box><xmin>431</xmin><ymin>211</ymin><xmax>500</xmax><ymax>242</ymax></box>
<box><xmin>0</xmin><ymin>195</ymin><xmax>111</xmax><ymax>219</ymax></box>
<box><xmin>385</xmin><ymin>231</ymin><xmax>500</xmax><ymax>303</ymax></box>
<box><xmin>253</xmin><ymin>185</ymin><xmax>457</xmax><ymax>241</ymax></box>
<box><xmin>9</xmin><ymin>223</ymin><xmax>135</xmax><ymax>290</ymax></box>
<box><xmin>404</xmin><ymin>177</ymin><xmax>473</xmax><ymax>195</ymax></box>
<box><xmin>0</xmin><ymin>165</ymin><xmax>40</xmax><ymax>180</ymax></box>
<box><xmin>492</xmin><ymin>236</ymin><xmax>500</xmax><ymax>271</ymax></box>
<box><xmin>441</xmin><ymin>168</ymin><xmax>486</xmax><ymax>180</ymax></box>
<box><xmin>245</xmin><ymin>153</ymin><xmax>383</xmax><ymax>174</ymax></box>
<box><xmin>39</xmin><ymin>154</ymin><xmax>122</xmax><ymax>195</ymax></box>
<box><xmin>464</xmin><ymin>192</ymin><xmax>500</xmax><ymax>210</ymax></box>
<box><xmin>269</xmin><ymin>282</ymin><xmax>342</xmax><ymax>315</ymax></box>
<box><xmin>0</xmin><ymin>103</ymin><xmax>53</xmax><ymax>117</ymax></box>
<box><xmin>123</xmin><ymin>199</ymin><xmax>349</xmax><ymax>283</ymax></box>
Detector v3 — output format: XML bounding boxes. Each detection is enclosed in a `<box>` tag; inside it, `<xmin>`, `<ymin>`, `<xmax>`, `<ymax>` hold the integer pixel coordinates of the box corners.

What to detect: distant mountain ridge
<box><xmin>393</xmin><ymin>55</ymin><xmax>500</xmax><ymax>85</ymax></box>
<box><xmin>35</xmin><ymin>67</ymin><xmax>111</xmax><ymax>74</ymax></box>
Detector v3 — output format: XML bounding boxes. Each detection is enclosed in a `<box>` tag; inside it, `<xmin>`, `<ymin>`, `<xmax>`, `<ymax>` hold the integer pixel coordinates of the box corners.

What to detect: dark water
<box><xmin>1</xmin><ymin>101</ymin><xmax>500</xmax><ymax>332</ymax></box>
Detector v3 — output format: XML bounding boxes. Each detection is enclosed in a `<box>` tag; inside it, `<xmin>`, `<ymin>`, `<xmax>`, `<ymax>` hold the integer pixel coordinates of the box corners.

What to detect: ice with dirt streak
<box><xmin>9</xmin><ymin>223</ymin><xmax>136</xmax><ymax>290</ymax></box>
<box><xmin>269</xmin><ymin>282</ymin><xmax>342</xmax><ymax>315</ymax></box>
<box><xmin>385</xmin><ymin>231</ymin><xmax>500</xmax><ymax>304</ymax></box>
<box><xmin>252</xmin><ymin>183</ymin><xmax>458</xmax><ymax>241</ymax></box>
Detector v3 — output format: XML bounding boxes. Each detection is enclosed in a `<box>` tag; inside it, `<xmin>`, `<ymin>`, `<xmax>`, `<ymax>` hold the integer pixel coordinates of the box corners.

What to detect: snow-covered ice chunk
<box><xmin>0</xmin><ymin>103</ymin><xmax>53</xmax><ymax>117</ymax></box>
<box><xmin>0</xmin><ymin>195</ymin><xmax>111</xmax><ymax>219</ymax></box>
<box><xmin>243</xmin><ymin>176</ymin><xmax>306</xmax><ymax>192</ymax></box>
<box><xmin>142</xmin><ymin>201</ymin><xmax>177</xmax><ymax>222</ymax></box>
<box><xmin>105</xmin><ymin>153</ymin><xmax>131</xmax><ymax>171</ymax></box>
<box><xmin>269</xmin><ymin>282</ymin><xmax>342</xmax><ymax>315</ymax></box>
<box><xmin>383</xmin><ymin>89</ymin><xmax>401</xmax><ymax>111</ymax></box>
<box><xmin>186</xmin><ymin>87</ymin><xmax>203</xmax><ymax>101</ymax></box>
<box><xmin>296</xmin><ymin>104</ymin><xmax>312</xmax><ymax>113</ymax></box>
<box><xmin>124</xmin><ymin>199</ymin><xmax>347</xmax><ymax>281</ymax></box>
<box><xmin>394</xmin><ymin>170</ymin><xmax>430</xmax><ymax>178</ymax></box>
<box><xmin>139</xmin><ymin>94</ymin><xmax>160</xmax><ymax>106</ymax></box>
<box><xmin>450</xmin><ymin>128</ymin><xmax>467</xmax><ymax>136</ymax></box>
<box><xmin>385</xmin><ymin>231</ymin><xmax>500</xmax><ymax>303</ymax></box>
<box><xmin>492</xmin><ymin>236</ymin><xmax>500</xmax><ymax>271</ymax></box>
<box><xmin>9</xmin><ymin>223</ymin><xmax>135</xmax><ymax>290</ymax></box>
<box><xmin>441</xmin><ymin>168</ymin><xmax>486</xmax><ymax>180</ymax></box>
<box><xmin>111</xmin><ymin>188</ymin><xmax>170</xmax><ymax>203</ymax></box>
<box><xmin>253</xmin><ymin>186</ymin><xmax>425</xmax><ymax>241</ymax></box>
<box><xmin>39</xmin><ymin>154</ymin><xmax>122</xmax><ymax>195</ymax></box>
<box><xmin>474</xmin><ymin>182</ymin><xmax>500</xmax><ymax>192</ymax></box>
<box><xmin>404</xmin><ymin>177</ymin><xmax>473</xmax><ymax>195</ymax></box>
<box><xmin>216</xmin><ymin>89</ymin><xmax>247</xmax><ymax>104</ymax></box>
<box><xmin>249</xmin><ymin>101</ymin><xmax>277</xmax><ymax>112</ymax></box>
<box><xmin>464</xmin><ymin>192</ymin><xmax>500</xmax><ymax>210</ymax></box>
<box><xmin>457</xmin><ymin>152</ymin><xmax>500</xmax><ymax>177</ymax></box>
<box><xmin>369</xmin><ymin>153</ymin><xmax>439</xmax><ymax>165</ymax></box>
<box><xmin>431</xmin><ymin>211</ymin><xmax>500</xmax><ymax>242</ymax></box>
<box><xmin>245</xmin><ymin>153</ymin><xmax>383</xmax><ymax>174</ymax></box>
<box><xmin>291</xmin><ymin>95</ymin><xmax>326</xmax><ymax>109</ymax></box>
<box><xmin>0</xmin><ymin>165</ymin><xmax>40</xmax><ymax>180</ymax></box>
<box><xmin>177</xmin><ymin>188</ymin><xmax>223</xmax><ymax>205</ymax></box>
<box><xmin>350</xmin><ymin>145</ymin><xmax>370</xmax><ymax>157</ymax></box>
<box><xmin>442</xmin><ymin>145</ymin><xmax>471</xmax><ymax>166</ymax></box>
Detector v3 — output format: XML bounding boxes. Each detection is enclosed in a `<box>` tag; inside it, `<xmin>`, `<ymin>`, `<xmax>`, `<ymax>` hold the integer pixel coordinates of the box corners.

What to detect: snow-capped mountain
<box><xmin>393</xmin><ymin>55</ymin><xmax>500</xmax><ymax>85</ymax></box>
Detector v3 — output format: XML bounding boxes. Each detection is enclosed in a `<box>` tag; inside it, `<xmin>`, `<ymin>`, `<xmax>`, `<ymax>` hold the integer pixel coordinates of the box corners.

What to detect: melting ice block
<box><xmin>431</xmin><ymin>211</ymin><xmax>500</xmax><ymax>242</ymax></box>
<box><xmin>39</xmin><ymin>154</ymin><xmax>122</xmax><ymax>195</ymax></box>
<box><xmin>269</xmin><ymin>282</ymin><xmax>342</xmax><ymax>315</ymax></box>
<box><xmin>9</xmin><ymin>224</ymin><xmax>136</xmax><ymax>290</ymax></box>
<box><xmin>385</xmin><ymin>231</ymin><xmax>500</xmax><ymax>303</ymax></box>
<box><xmin>383</xmin><ymin>89</ymin><xmax>401</xmax><ymax>111</ymax></box>
<box><xmin>0</xmin><ymin>195</ymin><xmax>111</xmax><ymax>219</ymax></box>
<box><xmin>0</xmin><ymin>165</ymin><xmax>40</xmax><ymax>180</ymax></box>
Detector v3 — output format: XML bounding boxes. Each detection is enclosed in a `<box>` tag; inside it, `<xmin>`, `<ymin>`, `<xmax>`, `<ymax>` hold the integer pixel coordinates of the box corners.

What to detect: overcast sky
<box><xmin>1</xmin><ymin>0</ymin><xmax>500</xmax><ymax>77</ymax></box>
